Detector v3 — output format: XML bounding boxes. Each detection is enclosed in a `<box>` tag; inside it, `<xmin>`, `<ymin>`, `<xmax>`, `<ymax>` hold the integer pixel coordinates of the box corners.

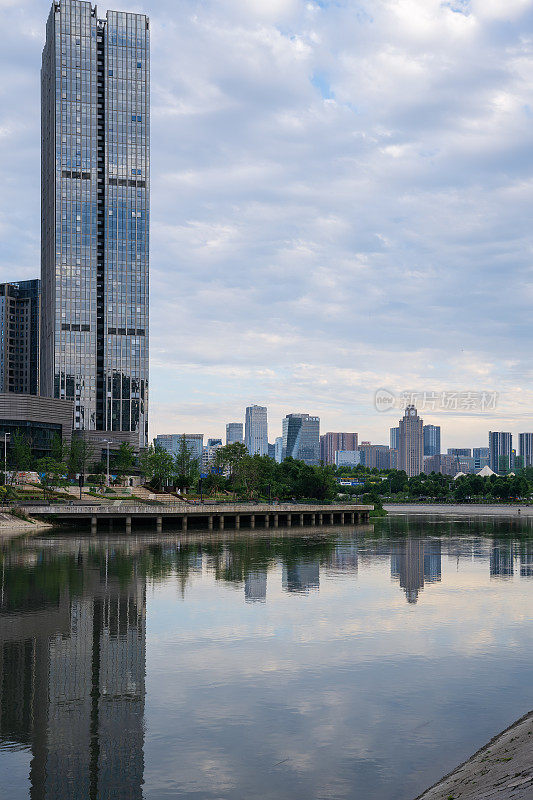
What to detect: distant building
<box><xmin>335</xmin><ymin>450</ymin><xmax>361</xmax><ymax>468</ymax></box>
<box><xmin>268</xmin><ymin>442</ymin><xmax>276</xmax><ymax>459</ymax></box>
<box><xmin>390</xmin><ymin>427</ymin><xmax>399</xmax><ymax>450</ymax></box>
<box><xmin>282</xmin><ymin>413</ymin><xmax>320</xmax><ymax>465</ymax></box>
<box><xmin>358</xmin><ymin>443</ymin><xmax>391</xmax><ymax>469</ymax></box>
<box><xmin>489</xmin><ymin>431</ymin><xmax>512</xmax><ymax>474</ymax></box>
<box><xmin>457</xmin><ymin>456</ymin><xmax>475</xmax><ymax>474</ymax></box>
<box><xmin>389</xmin><ymin>449</ymin><xmax>398</xmax><ymax>469</ymax></box>
<box><xmin>274</xmin><ymin>436</ymin><xmax>283</xmax><ymax>464</ymax></box>
<box><xmin>473</xmin><ymin>447</ymin><xmax>490</xmax><ymax>471</ymax></box>
<box><xmin>245</xmin><ymin>405</ymin><xmax>268</xmax><ymax>456</ymax></box>
<box><xmin>423</xmin><ymin>425</ymin><xmax>441</xmax><ymax>456</ymax></box>
<box><xmin>226</xmin><ymin>423</ymin><xmax>243</xmax><ymax>445</ymax></box>
<box><xmin>320</xmin><ymin>432</ymin><xmax>358</xmax><ymax>465</ymax></box>
<box><xmin>203</xmin><ymin>439</ymin><xmax>223</xmax><ymax>472</ymax></box>
<box><xmin>155</xmin><ymin>434</ymin><xmax>203</xmax><ymax>464</ymax></box>
<box><xmin>398</xmin><ymin>406</ymin><xmax>424</xmax><ymax>477</ymax></box>
<box><xmin>448</xmin><ymin>448</ymin><xmax>472</xmax><ymax>457</ymax></box>
<box><xmin>0</xmin><ymin>280</ymin><xmax>41</xmax><ymax>396</ymax></box>
<box><xmin>424</xmin><ymin>454</ymin><xmax>459</xmax><ymax>476</ymax></box>
<box><xmin>519</xmin><ymin>433</ymin><xmax>533</xmax><ymax>467</ymax></box>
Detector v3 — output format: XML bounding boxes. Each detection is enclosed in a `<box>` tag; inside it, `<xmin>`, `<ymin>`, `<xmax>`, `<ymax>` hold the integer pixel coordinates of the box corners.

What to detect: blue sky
<box><xmin>1</xmin><ymin>0</ymin><xmax>533</xmax><ymax>447</ymax></box>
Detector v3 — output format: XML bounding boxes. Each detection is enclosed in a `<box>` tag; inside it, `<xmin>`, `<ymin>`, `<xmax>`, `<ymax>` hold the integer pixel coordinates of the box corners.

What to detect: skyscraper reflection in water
<box><xmin>0</xmin><ymin>551</ymin><xmax>146</xmax><ymax>800</ymax></box>
<box><xmin>391</xmin><ymin>539</ymin><xmax>442</xmax><ymax>604</ymax></box>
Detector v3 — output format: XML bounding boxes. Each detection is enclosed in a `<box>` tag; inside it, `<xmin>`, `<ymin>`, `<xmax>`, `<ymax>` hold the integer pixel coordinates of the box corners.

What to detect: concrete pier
<box><xmin>20</xmin><ymin>502</ymin><xmax>373</xmax><ymax>534</ymax></box>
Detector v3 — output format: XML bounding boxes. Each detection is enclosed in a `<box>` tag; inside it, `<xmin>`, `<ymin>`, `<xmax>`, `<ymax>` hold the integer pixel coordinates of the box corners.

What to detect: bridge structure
<box><xmin>16</xmin><ymin>502</ymin><xmax>373</xmax><ymax>535</ymax></box>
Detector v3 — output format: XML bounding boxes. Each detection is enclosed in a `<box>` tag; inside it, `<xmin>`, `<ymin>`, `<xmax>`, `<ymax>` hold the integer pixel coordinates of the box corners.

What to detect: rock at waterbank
<box><xmin>415</xmin><ymin>711</ymin><xmax>533</xmax><ymax>800</ymax></box>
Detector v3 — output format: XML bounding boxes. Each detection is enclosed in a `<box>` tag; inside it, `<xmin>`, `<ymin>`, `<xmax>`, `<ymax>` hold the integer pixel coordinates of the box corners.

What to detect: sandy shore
<box><xmin>385</xmin><ymin>503</ymin><xmax>533</xmax><ymax>517</ymax></box>
<box><xmin>415</xmin><ymin>711</ymin><xmax>533</xmax><ymax>800</ymax></box>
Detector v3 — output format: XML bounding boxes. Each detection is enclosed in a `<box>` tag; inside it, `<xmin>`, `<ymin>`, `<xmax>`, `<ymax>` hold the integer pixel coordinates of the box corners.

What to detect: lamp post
<box><xmin>100</xmin><ymin>439</ymin><xmax>115</xmax><ymax>488</ymax></box>
<box><xmin>3</xmin><ymin>432</ymin><xmax>9</xmax><ymax>485</ymax></box>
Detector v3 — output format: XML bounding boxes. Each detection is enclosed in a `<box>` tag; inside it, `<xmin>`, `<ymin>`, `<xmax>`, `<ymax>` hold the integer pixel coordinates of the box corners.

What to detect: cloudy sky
<box><xmin>1</xmin><ymin>0</ymin><xmax>532</xmax><ymax>447</ymax></box>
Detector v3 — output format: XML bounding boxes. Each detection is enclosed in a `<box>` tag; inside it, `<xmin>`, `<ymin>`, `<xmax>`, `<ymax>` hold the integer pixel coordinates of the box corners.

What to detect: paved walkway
<box><xmin>415</xmin><ymin>711</ymin><xmax>533</xmax><ymax>800</ymax></box>
<box><xmin>385</xmin><ymin>504</ymin><xmax>533</xmax><ymax>517</ymax></box>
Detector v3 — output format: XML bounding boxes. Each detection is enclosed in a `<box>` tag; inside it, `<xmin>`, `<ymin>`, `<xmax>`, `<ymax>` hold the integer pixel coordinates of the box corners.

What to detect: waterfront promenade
<box><xmin>385</xmin><ymin>503</ymin><xmax>533</xmax><ymax>517</ymax></box>
<box><xmin>10</xmin><ymin>502</ymin><xmax>373</xmax><ymax>534</ymax></box>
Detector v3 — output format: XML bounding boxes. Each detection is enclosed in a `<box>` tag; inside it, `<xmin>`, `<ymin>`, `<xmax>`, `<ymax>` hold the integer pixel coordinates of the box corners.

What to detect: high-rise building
<box><xmin>448</xmin><ymin>448</ymin><xmax>471</xmax><ymax>457</ymax></box>
<box><xmin>489</xmin><ymin>431</ymin><xmax>512</xmax><ymax>474</ymax></box>
<box><xmin>274</xmin><ymin>436</ymin><xmax>283</xmax><ymax>463</ymax></box>
<box><xmin>390</xmin><ymin>427</ymin><xmax>399</xmax><ymax>451</ymax></box>
<box><xmin>244</xmin><ymin>405</ymin><xmax>268</xmax><ymax>456</ymax></box>
<box><xmin>0</xmin><ymin>280</ymin><xmax>41</xmax><ymax>395</ymax></box>
<box><xmin>334</xmin><ymin>450</ymin><xmax>361</xmax><ymax>468</ymax></box>
<box><xmin>519</xmin><ymin>433</ymin><xmax>533</xmax><ymax>467</ymax></box>
<box><xmin>41</xmin><ymin>0</ymin><xmax>150</xmax><ymax>448</ymax></box>
<box><xmin>473</xmin><ymin>447</ymin><xmax>490</xmax><ymax>471</ymax></box>
<box><xmin>226</xmin><ymin>422</ymin><xmax>243</xmax><ymax>445</ymax></box>
<box><xmin>398</xmin><ymin>406</ymin><xmax>423</xmax><ymax>477</ymax></box>
<box><xmin>282</xmin><ymin>413</ymin><xmax>320</xmax><ymax>465</ymax></box>
<box><xmin>358</xmin><ymin>443</ymin><xmax>391</xmax><ymax>469</ymax></box>
<box><xmin>423</xmin><ymin>425</ymin><xmax>441</xmax><ymax>456</ymax></box>
<box><xmin>155</xmin><ymin>433</ymin><xmax>203</xmax><ymax>464</ymax></box>
<box><xmin>320</xmin><ymin>432</ymin><xmax>358</xmax><ymax>465</ymax></box>
<box><xmin>424</xmin><ymin>453</ymin><xmax>459</xmax><ymax>476</ymax></box>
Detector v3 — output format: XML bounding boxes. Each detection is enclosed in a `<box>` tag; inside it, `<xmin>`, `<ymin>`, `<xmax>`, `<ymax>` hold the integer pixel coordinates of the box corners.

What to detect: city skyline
<box><xmin>1</xmin><ymin>1</ymin><xmax>533</xmax><ymax>445</ymax></box>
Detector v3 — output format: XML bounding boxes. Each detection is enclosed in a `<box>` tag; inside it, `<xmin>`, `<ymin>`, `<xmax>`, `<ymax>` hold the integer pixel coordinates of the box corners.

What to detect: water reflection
<box><xmin>0</xmin><ymin>547</ymin><xmax>145</xmax><ymax>800</ymax></box>
<box><xmin>1</xmin><ymin>517</ymin><xmax>533</xmax><ymax>800</ymax></box>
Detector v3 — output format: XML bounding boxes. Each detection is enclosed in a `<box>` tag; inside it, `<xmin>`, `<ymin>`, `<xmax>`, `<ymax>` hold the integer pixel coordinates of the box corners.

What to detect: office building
<box><xmin>274</xmin><ymin>436</ymin><xmax>283</xmax><ymax>464</ymax></box>
<box><xmin>155</xmin><ymin>433</ymin><xmax>203</xmax><ymax>464</ymax></box>
<box><xmin>390</xmin><ymin>427</ymin><xmax>399</xmax><ymax>451</ymax></box>
<box><xmin>489</xmin><ymin>431</ymin><xmax>512</xmax><ymax>474</ymax></box>
<box><xmin>335</xmin><ymin>450</ymin><xmax>361</xmax><ymax>468</ymax></box>
<box><xmin>41</xmin><ymin>0</ymin><xmax>150</xmax><ymax>448</ymax></box>
<box><xmin>0</xmin><ymin>280</ymin><xmax>41</xmax><ymax>395</ymax></box>
<box><xmin>244</xmin><ymin>405</ymin><xmax>268</xmax><ymax>456</ymax></box>
<box><xmin>226</xmin><ymin>422</ymin><xmax>243</xmax><ymax>445</ymax></box>
<box><xmin>473</xmin><ymin>447</ymin><xmax>490</xmax><ymax>471</ymax></box>
<box><xmin>358</xmin><ymin>443</ymin><xmax>391</xmax><ymax>469</ymax></box>
<box><xmin>424</xmin><ymin>453</ymin><xmax>459</xmax><ymax>476</ymax></box>
<box><xmin>398</xmin><ymin>406</ymin><xmax>424</xmax><ymax>477</ymax></box>
<box><xmin>423</xmin><ymin>425</ymin><xmax>441</xmax><ymax>457</ymax></box>
<box><xmin>519</xmin><ymin>433</ymin><xmax>533</xmax><ymax>467</ymax></box>
<box><xmin>320</xmin><ymin>432</ymin><xmax>358</xmax><ymax>465</ymax></box>
<box><xmin>202</xmin><ymin>438</ymin><xmax>223</xmax><ymax>472</ymax></box>
<box><xmin>457</xmin><ymin>455</ymin><xmax>475</xmax><ymax>474</ymax></box>
<box><xmin>268</xmin><ymin>442</ymin><xmax>276</xmax><ymax>459</ymax></box>
<box><xmin>282</xmin><ymin>413</ymin><xmax>320</xmax><ymax>466</ymax></box>
<box><xmin>0</xmin><ymin>394</ymin><xmax>74</xmax><ymax>460</ymax></box>
<box><xmin>448</xmin><ymin>448</ymin><xmax>471</xmax><ymax>457</ymax></box>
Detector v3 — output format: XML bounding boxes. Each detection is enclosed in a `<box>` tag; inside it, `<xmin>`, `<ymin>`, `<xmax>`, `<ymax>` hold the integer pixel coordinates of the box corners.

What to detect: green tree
<box><xmin>174</xmin><ymin>436</ymin><xmax>199</xmax><ymax>491</ymax></box>
<box><xmin>10</xmin><ymin>432</ymin><xmax>33</xmax><ymax>480</ymax></box>
<box><xmin>113</xmin><ymin>442</ymin><xmax>137</xmax><ymax>479</ymax></box>
<box><xmin>68</xmin><ymin>436</ymin><xmax>96</xmax><ymax>477</ymax></box>
<box><xmin>139</xmin><ymin>445</ymin><xmax>175</xmax><ymax>491</ymax></box>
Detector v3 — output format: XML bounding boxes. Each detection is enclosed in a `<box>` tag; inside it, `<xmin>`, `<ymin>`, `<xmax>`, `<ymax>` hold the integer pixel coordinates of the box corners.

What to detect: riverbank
<box><xmin>385</xmin><ymin>503</ymin><xmax>533</xmax><ymax>517</ymax></box>
<box><xmin>415</xmin><ymin>711</ymin><xmax>533</xmax><ymax>799</ymax></box>
<box><xmin>0</xmin><ymin>512</ymin><xmax>53</xmax><ymax>540</ymax></box>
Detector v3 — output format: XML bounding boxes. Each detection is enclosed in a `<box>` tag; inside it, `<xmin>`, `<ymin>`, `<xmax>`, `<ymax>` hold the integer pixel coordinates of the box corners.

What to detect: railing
<box><xmin>5</xmin><ymin>503</ymin><xmax>373</xmax><ymax>516</ymax></box>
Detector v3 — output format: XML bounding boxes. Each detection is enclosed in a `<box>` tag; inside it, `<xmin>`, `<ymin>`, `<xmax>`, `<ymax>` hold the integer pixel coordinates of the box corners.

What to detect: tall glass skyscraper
<box><xmin>41</xmin><ymin>0</ymin><xmax>149</xmax><ymax>447</ymax></box>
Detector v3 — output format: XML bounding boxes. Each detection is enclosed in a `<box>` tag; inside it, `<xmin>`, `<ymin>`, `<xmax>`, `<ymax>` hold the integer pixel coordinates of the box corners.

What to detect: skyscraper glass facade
<box><xmin>282</xmin><ymin>413</ymin><xmax>320</xmax><ymax>466</ymax></box>
<box><xmin>41</xmin><ymin>0</ymin><xmax>149</xmax><ymax>447</ymax></box>
<box><xmin>245</xmin><ymin>406</ymin><xmax>268</xmax><ymax>456</ymax></box>
<box><xmin>423</xmin><ymin>424</ymin><xmax>441</xmax><ymax>456</ymax></box>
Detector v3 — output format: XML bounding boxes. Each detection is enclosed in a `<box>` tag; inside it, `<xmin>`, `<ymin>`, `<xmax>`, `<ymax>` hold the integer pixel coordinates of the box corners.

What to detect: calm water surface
<box><xmin>1</xmin><ymin>515</ymin><xmax>533</xmax><ymax>800</ymax></box>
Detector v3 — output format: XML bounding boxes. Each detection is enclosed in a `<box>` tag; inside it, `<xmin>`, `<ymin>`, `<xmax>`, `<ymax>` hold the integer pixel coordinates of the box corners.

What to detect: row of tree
<box><xmin>338</xmin><ymin>465</ymin><xmax>533</xmax><ymax>503</ymax></box>
<box><xmin>140</xmin><ymin>441</ymin><xmax>339</xmax><ymax>501</ymax></box>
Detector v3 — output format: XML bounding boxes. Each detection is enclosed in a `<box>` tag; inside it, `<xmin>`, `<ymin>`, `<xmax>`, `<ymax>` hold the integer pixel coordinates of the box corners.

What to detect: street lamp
<box><xmin>3</xmin><ymin>432</ymin><xmax>10</xmax><ymax>485</ymax></box>
<box><xmin>100</xmin><ymin>439</ymin><xmax>116</xmax><ymax>488</ymax></box>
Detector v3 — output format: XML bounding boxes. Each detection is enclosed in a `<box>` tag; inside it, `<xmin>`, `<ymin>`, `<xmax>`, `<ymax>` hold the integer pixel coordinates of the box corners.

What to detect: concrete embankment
<box><xmin>0</xmin><ymin>512</ymin><xmax>52</xmax><ymax>541</ymax></box>
<box><xmin>415</xmin><ymin>711</ymin><xmax>533</xmax><ymax>800</ymax></box>
<box><xmin>385</xmin><ymin>503</ymin><xmax>533</xmax><ymax>517</ymax></box>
